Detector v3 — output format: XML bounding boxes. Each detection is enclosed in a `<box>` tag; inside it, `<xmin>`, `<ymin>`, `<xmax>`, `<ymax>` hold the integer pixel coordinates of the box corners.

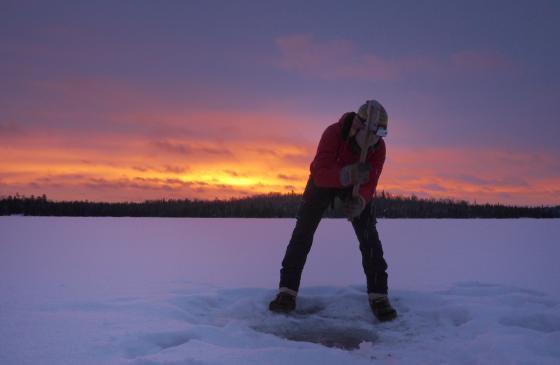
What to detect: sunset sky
<box><xmin>1</xmin><ymin>0</ymin><xmax>559</xmax><ymax>205</ymax></box>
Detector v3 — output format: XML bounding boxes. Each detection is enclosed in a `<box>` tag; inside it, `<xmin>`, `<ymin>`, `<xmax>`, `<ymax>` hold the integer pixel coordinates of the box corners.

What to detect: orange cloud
<box><xmin>0</xmin><ymin>115</ymin><xmax>314</xmax><ymax>201</ymax></box>
<box><xmin>380</xmin><ymin>147</ymin><xmax>560</xmax><ymax>206</ymax></box>
<box><xmin>1</xmin><ymin>84</ymin><xmax>558</xmax><ymax>206</ymax></box>
<box><xmin>2</xmin><ymin>124</ymin><xmax>559</xmax><ymax>206</ymax></box>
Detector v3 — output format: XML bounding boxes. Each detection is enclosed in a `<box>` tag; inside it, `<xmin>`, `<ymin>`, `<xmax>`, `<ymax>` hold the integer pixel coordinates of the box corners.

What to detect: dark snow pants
<box><xmin>279</xmin><ymin>176</ymin><xmax>389</xmax><ymax>294</ymax></box>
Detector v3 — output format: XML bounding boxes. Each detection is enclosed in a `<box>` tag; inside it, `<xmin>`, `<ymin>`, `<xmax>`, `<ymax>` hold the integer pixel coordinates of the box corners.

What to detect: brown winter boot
<box><xmin>369</xmin><ymin>294</ymin><xmax>397</xmax><ymax>322</ymax></box>
<box><xmin>269</xmin><ymin>291</ymin><xmax>296</xmax><ymax>313</ymax></box>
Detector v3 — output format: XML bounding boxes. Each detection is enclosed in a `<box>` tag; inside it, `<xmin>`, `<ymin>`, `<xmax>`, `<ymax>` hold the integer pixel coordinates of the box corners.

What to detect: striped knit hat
<box><xmin>357</xmin><ymin>100</ymin><xmax>388</xmax><ymax>129</ymax></box>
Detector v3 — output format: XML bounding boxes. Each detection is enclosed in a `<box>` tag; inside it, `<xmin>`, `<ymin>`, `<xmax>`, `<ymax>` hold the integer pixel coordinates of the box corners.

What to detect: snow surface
<box><xmin>1</xmin><ymin>217</ymin><xmax>559</xmax><ymax>364</ymax></box>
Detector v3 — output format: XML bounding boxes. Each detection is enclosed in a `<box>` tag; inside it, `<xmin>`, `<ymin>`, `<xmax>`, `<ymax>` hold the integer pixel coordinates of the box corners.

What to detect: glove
<box><xmin>339</xmin><ymin>162</ymin><xmax>371</xmax><ymax>186</ymax></box>
<box><xmin>343</xmin><ymin>195</ymin><xmax>366</xmax><ymax>219</ymax></box>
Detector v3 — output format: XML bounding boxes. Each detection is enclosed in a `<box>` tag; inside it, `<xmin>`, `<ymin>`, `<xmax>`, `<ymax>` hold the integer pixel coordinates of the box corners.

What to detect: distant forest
<box><xmin>1</xmin><ymin>193</ymin><xmax>559</xmax><ymax>218</ymax></box>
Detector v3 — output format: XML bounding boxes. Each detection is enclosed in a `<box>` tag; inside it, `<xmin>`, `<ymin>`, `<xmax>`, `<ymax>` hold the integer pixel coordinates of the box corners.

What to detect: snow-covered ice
<box><xmin>1</xmin><ymin>217</ymin><xmax>559</xmax><ymax>364</ymax></box>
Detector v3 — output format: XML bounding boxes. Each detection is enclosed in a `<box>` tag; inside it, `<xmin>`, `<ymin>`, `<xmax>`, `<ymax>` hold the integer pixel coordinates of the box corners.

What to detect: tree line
<box><xmin>1</xmin><ymin>192</ymin><xmax>558</xmax><ymax>218</ymax></box>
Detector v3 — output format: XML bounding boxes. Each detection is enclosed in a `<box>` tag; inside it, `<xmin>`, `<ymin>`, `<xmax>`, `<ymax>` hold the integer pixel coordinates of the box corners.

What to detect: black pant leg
<box><xmin>351</xmin><ymin>203</ymin><xmax>389</xmax><ymax>294</ymax></box>
<box><xmin>279</xmin><ymin>177</ymin><xmax>332</xmax><ymax>292</ymax></box>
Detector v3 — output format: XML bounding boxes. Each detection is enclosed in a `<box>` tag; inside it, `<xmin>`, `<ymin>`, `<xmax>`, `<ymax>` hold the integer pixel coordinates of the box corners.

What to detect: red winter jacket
<box><xmin>310</xmin><ymin>112</ymin><xmax>386</xmax><ymax>204</ymax></box>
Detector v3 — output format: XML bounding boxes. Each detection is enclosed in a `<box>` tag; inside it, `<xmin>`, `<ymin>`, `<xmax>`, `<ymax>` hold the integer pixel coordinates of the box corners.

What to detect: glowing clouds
<box><xmin>380</xmin><ymin>147</ymin><xmax>560</xmax><ymax>205</ymax></box>
<box><xmin>1</xmin><ymin>87</ymin><xmax>558</xmax><ymax>205</ymax></box>
<box><xmin>0</xmin><ymin>121</ymin><xmax>313</xmax><ymax>201</ymax></box>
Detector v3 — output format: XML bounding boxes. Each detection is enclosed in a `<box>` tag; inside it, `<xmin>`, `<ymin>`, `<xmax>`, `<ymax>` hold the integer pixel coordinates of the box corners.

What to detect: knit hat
<box><xmin>357</xmin><ymin>100</ymin><xmax>388</xmax><ymax>130</ymax></box>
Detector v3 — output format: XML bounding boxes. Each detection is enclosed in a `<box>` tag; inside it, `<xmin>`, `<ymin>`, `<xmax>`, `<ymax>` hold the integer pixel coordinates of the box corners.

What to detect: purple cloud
<box><xmin>0</xmin><ymin>122</ymin><xmax>26</xmax><ymax>138</ymax></box>
<box><xmin>451</xmin><ymin>50</ymin><xmax>516</xmax><ymax>74</ymax></box>
<box><xmin>275</xmin><ymin>34</ymin><xmax>398</xmax><ymax>81</ymax></box>
<box><xmin>275</xmin><ymin>34</ymin><xmax>517</xmax><ymax>81</ymax></box>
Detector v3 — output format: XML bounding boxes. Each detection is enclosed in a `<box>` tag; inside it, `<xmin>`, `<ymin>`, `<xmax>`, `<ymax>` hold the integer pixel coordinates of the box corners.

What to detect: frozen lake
<box><xmin>1</xmin><ymin>217</ymin><xmax>559</xmax><ymax>364</ymax></box>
